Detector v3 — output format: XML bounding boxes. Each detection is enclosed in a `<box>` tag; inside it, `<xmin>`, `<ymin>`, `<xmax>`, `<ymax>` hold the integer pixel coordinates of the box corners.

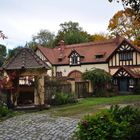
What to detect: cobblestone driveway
<box><xmin>0</xmin><ymin>113</ymin><xmax>79</xmax><ymax>140</ymax></box>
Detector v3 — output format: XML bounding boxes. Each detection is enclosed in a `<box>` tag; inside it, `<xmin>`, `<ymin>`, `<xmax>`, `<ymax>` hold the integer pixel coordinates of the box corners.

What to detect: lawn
<box><xmin>41</xmin><ymin>95</ymin><xmax>140</xmax><ymax>118</ymax></box>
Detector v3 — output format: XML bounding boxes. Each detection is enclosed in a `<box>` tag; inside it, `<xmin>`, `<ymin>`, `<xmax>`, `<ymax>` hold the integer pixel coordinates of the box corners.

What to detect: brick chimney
<box><xmin>59</xmin><ymin>40</ymin><xmax>65</xmax><ymax>51</ymax></box>
<box><xmin>58</xmin><ymin>40</ymin><xmax>65</xmax><ymax>61</ymax></box>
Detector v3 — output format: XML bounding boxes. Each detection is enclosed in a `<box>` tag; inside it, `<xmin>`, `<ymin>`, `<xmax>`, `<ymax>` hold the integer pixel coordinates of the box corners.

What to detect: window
<box><xmin>113</xmin><ymin>79</ymin><xmax>117</xmax><ymax>85</ymax></box>
<box><xmin>70</xmin><ymin>53</ymin><xmax>80</xmax><ymax>65</ymax></box>
<box><xmin>56</xmin><ymin>72</ymin><xmax>62</xmax><ymax>77</ymax></box>
<box><xmin>95</xmin><ymin>54</ymin><xmax>103</xmax><ymax>59</ymax></box>
<box><xmin>72</xmin><ymin>55</ymin><xmax>78</xmax><ymax>64</ymax></box>
<box><xmin>119</xmin><ymin>52</ymin><xmax>133</xmax><ymax>61</ymax></box>
<box><xmin>129</xmin><ymin>79</ymin><xmax>135</xmax><ymax>86</ymax></box>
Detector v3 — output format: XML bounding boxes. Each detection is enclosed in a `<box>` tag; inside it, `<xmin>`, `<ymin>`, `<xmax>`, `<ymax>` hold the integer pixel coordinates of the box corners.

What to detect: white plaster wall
<box><xmin>110</xmin><ymin>68</ymin><xmax>119</xmax><ymax>75</ymax></box>
<box><xmin>56</xmin><ymin>63</ymin><xmax>109</xmax><ymax>76</ymax></box>
<box><xmin>36</xmin><ymin>49</ymin><xmax>53</xmax><ymax>76</ymax></box>
<box><xmin>36</xmin><ymin>50</ymin><xmax>46</xmax><ymax>61</ymax></box>
<box><xmin>47</xmin><ymin>70</ymin><xmax>52</xmax><ymax>76</ymax></box>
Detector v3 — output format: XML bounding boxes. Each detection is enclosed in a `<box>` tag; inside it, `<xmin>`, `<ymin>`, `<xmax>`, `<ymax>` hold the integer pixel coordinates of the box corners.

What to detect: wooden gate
<box><xmin>45</xmin><ymin>84</ymin><xmax>72</xmax><ymax>104</ymax></box>
<box><xmin>75</xmin><ymin>82</ymin><xmax>89</xmax><ymax>98</ymax></box>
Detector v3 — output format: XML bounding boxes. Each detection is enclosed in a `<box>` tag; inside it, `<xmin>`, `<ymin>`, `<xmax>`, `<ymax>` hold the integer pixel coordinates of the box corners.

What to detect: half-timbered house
<box><xmin>35</xmin><ymin>35</ymin><xmax>140</xmax><ymax>94</ymax></box>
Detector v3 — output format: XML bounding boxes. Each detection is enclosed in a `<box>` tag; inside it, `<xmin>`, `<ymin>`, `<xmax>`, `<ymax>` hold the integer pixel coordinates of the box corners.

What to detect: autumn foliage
<box><xmin>108</xmin><ymin>8</ymin><xmax>140</xmax><ymax>47</ymax></box>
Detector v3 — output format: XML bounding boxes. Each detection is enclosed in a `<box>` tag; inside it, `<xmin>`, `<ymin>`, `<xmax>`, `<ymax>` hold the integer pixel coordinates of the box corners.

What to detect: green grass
<box><xmin>0</xmin><ymin>110</ymin><xmax>24</xmax><ymax>122</ymax></box>
<box><xmin>40</xmin><ymin>95</ymin><xmax>140</xmax><ymax>118</ymax></box>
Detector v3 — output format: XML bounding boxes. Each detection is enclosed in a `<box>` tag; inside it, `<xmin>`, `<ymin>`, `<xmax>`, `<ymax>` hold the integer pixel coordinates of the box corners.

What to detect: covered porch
<box><xmin>3</xmin><ymin>48</ymin><xmax>49</xmax><ymax>108</ymax></box>
<box><xmin>113</xmin><ymin>66</ymin><xmax>140</xmax><ymax>93</ymax></box>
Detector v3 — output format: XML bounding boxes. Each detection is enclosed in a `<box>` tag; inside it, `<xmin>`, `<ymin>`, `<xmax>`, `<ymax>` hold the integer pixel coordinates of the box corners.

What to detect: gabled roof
<box><xmin>113</xmin><ymin>66</ymin><xmax>140</xmax><ymax>78</ymax></box>
<box><xmin>107</xmin><ymin>38</ymin><xmax>140</xmax><ymax>61</ymax></box>
<box><xmin>68</xmin><ymin>49</ymin><xmax>84</xmax><ymax>58</ymax></box>
<box><xmin>36</xmin><ymin>36</ymin><xmax>139</xmax><ymax>65</ymax></box>
<box><xmin>3</xmin><ymin>48</ymin><xmax>50</xmax><ymax>70</ymax></box>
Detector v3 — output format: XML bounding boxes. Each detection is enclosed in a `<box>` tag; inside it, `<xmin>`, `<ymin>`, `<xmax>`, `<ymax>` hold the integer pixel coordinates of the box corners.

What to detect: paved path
<box><xmin>0</xmin><ymin>113</ymin><xmax>79</xmax><ymax>140</ymax></box>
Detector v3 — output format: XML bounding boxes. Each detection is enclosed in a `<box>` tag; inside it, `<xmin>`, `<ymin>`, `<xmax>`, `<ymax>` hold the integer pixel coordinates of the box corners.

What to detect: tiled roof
<box><xmin>37</xmin><ymin>36</ymin><xmax>139</xmax><ymax>65</ymax></box>
<box><xmin>124</xmin><ymin>67</ymin><xmax>140</xmax><ymax>78</ymax></box>
<box><xmin>3</xmin><ymin>48</ymin><xmax>50</xmax><ymax>70</ymax></box>
<box><xmin>114</xmin><ymin>66</ymin><xmax>140</xmax><ymax>78</ymax></box>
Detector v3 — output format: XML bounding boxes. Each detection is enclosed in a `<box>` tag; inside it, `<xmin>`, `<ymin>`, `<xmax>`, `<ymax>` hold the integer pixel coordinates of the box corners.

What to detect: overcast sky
<box><xmin>0</xmin><ymin>0</ymin><xmax>123</xmax><ymax>49</ymax></box>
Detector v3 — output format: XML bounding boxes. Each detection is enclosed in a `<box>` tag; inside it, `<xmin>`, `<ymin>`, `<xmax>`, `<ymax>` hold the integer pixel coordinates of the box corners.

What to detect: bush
<box><xmin>82</xmin><ymin>68</ymin><xmax>112</xmax><ymax>97</ymax></box>
<box><xmin>52</xmin><ymin>92</ymin><xmax>77</xmax><ymax>105</ymax></box>
<box><xmin>75</xmin><ymin>105</ymin><xmax>140</xmax><ymax>140</ymax></box>
<box><xmin>0</xmin><ymin>102</ymin><xmax>14</xmax><ymax>118</ymax></box>
<box><xmin>94</xmin><ymin>87</ymin><xmax>117</xmax><ymax>97</ymax></box>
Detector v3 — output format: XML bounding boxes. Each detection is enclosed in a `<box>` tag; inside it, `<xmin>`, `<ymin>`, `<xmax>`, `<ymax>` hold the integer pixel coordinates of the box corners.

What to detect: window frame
<box><xmin>119</xmin><ymin>51</ymin><xmax>133</xmax><ymax>61</ymax></box>
<box><xmin>70</xmin><ymin>52</ymin><xmax>80</xmax><ymax>65</ymax></box>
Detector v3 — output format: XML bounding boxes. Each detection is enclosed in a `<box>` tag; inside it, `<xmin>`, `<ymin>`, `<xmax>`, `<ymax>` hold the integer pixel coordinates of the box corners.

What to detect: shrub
<box><xmin>0</xmin><ymin>102</ymin><xmax>14</xmax><ymax>118</ymax></box>
<box><xmin>75</xmin><ymin>105</ymin><xmax>140</xmax><ymax>140</ymax></box>
<box><xmin>52</xmin><ymin>92</ymin><xmax>77</xmax><ymax>105</ymax></box>
<box><xmin>93</xmin><ymin>86</ymin><xmax>117</xmax><ymax>97</ymax></box>
<box><xmin>82</xmin><ymin>68</ymin><xmax>112</xmax><ymax>96</ymax></box>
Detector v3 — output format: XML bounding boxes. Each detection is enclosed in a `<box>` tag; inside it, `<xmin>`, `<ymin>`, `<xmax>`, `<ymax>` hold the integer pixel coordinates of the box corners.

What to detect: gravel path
<box><xmin>0</xmin><ymin>113</ymin><xmax>79</xmax><ymax>140</ymax></box>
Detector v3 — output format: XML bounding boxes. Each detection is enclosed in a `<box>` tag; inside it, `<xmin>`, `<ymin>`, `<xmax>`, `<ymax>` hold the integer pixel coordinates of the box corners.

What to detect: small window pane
<box><xmin>119</xmin><ymin>52</ymin><xmax>133</xmax><ymax>61</ymax></box>
<box><xmin>70</xmin><ymin>53</ymin><xmax>80</xmax><ymax>65</ymax></box>
<box><xmin>129</xmin><ymin>79</ymin><xmax>134</xmax><ymax>86</ymax></box>
<box><xmin>113</xmin><ymin>79</ymin><xmax>117</xmax><ymax>85</ymax></box>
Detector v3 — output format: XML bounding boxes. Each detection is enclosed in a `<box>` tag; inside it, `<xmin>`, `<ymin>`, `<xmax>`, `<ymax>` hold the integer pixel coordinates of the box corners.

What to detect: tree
<box><xmin>108</xmin><ymin>0</ymin><xmax>140</xmax><ymax>21</ymax></box>
<box><xmin>55</xmin><ymin>21</ymin><xmax>92</xmax><ymax>45</ymax></box>
<box><xmin>82</xmin><ymin>68</ymin><xmax>112</xmax><ymax>96</ymax></box>
<box><xmin>0</xmin><ymin>44</ymin><xmax>6</xmax><ymax>67</ymax></box>
<box><xmin>108</xmin><ymin>8</ymin><xmax>140</xmax><ymax>46</ymax></box>
<box><xmin>90</xmin><ymin>33</ymin><xmax>110</xmax><ymax>42</ymax></box>
<box><xmin>26</xmin><ymin>41</ymin><xmax>38</xmax><ymax>50</ymax></box>
<box><xmin>28</xmin><ymin>29</ymin><xmax>55</xmax><ymax>49</ymax></box>
<box><xmin>5</xmin><ymin>46</ymin><xmax>23</xmax><ymax>64</ymax></box>
<box><xmin>0</xmin><ymin>31</ymin><xmax>7</xmax><ymax>39</ymax></box>
<box><xmin>133</xmin><ymin>36</ymin><xmax>140</xmax><ymax>47</ymax></box>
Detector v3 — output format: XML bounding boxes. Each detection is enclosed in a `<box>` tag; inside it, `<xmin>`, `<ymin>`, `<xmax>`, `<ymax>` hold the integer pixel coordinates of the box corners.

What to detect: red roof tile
<box><xmin>37</xmin><ymin>36</ymin><xmax>138</xmax><ymax>65</ymax></box>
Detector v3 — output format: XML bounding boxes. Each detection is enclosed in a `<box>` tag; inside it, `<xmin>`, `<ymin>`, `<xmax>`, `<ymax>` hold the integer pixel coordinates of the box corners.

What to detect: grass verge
<box><xmin>40</xmin><ymin>95</ymin><xmax>140</xmax><ymax>118</ymax></box>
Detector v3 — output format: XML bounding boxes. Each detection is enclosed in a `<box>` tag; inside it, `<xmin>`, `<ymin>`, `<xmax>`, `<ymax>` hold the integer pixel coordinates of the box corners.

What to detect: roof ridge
<box><xmin>64</xmin><ymin>39</ymin><xmax>115</xmax><ymax>49</ymax></box>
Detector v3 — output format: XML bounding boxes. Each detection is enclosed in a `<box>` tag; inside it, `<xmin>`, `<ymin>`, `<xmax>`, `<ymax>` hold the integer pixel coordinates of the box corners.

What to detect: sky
<box><xmin>0</xmin><ymin>0</ymin><xmax>123</xmax><ymax>49</ymax></box>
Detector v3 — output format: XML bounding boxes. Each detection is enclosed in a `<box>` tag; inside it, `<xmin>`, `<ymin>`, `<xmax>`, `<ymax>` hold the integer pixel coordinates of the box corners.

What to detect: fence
<box><xmin>45</xmin><ymin>83</ymin><xmax>71</xmax><ymax>104</ymax></box>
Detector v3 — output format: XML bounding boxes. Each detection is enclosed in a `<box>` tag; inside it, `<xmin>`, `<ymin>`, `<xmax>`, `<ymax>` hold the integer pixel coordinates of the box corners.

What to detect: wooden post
<box><xmin>89</xmin><ymin>81</ymin><xmax>93</xmax><ymax>93</ymax></box>
<box><xmin>34</xmin><ymin>75</ymin><xmax>45</xmax><ymax>106</ymax></box>
<box><xmin>68</xmin><ymin>80</ymin><xmax>75</xmax><ymax>93</ymax></box>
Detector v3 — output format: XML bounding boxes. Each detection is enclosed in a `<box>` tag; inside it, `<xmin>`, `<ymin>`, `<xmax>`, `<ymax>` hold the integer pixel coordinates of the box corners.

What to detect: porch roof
<box><xmin>113</xmin><ymin>66</ymin><xmax>140</xmax><ymax>79</ymax></box>
<box><xmin>3</xmin><ymin>48</ymin><xmax>50</xmax><ymax>70</ymax></box>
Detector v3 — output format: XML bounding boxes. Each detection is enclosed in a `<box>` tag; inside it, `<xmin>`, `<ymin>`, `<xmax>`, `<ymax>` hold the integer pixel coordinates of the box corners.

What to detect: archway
<box><xmin>68</xmin><ymin>70</ymin><xmax>82</xmax><ymax>81</ymax></box>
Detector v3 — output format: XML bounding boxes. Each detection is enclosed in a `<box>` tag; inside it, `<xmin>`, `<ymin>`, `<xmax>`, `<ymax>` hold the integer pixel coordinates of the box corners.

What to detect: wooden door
<box><xmin>119</xmin><ymin>78</ymin><xmax>128</xmax><ymax>92</ymax></box>
<box><xmin>75</xmin><ymin>82</ymin><xmax>89</xmax><ymax>98</ymax></box>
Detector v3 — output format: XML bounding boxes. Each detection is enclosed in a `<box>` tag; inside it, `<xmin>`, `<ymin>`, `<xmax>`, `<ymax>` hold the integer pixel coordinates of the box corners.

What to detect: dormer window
<box><xmin>95</xmin><ymin>54</ymin><xmax>104</xmax><ymax>59</ymax></box>
<box><xmin>95</xmin><ymin>52</ymin><xmax>105</xmax><ymax>59</ymax></box>
<box><xmin>70</xmin><ymin>53</ymin><xmax>80</xmax><ymax>65</ymax></box>
<box><xmin>68</xmin><ymin>49</ymin><xmax>83</xmax><ymax>66</ymax></box>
